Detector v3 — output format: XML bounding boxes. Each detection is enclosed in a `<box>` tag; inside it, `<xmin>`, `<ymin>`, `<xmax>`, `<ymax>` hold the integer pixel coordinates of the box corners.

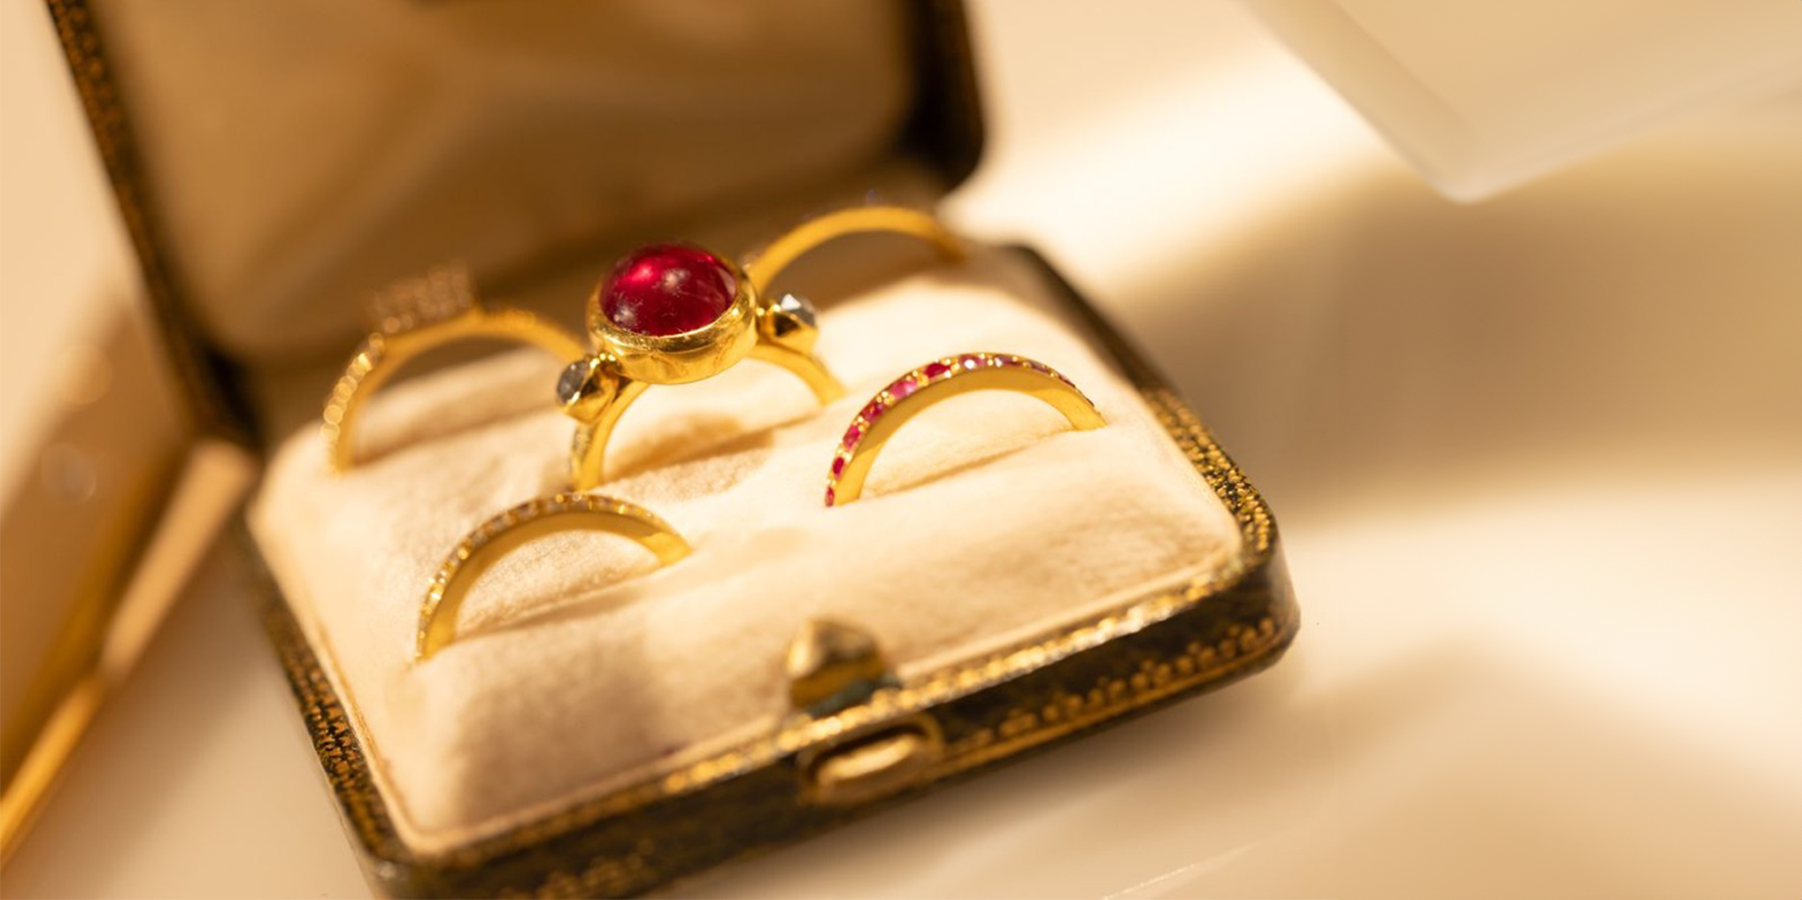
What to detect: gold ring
<box><xmin>823</xmin><ymin>353</ymin><xmax>1106</xmax><ymax>506</ymax></box>
<box><xmin>742</xmin><ymin>205</ymin><xmax>965</xmax><ymax>293</ymax></box>
<box><xmin>557</xmin><ymin>206</ymin><xmax>963</xmax><ymax>490</ymax></box>
<box><xmin>322</xmin><ymin>265</ymin><xmax>586</xmax><ymax>472</ymax></box>
<box><xmin>416</xmin><ymin>493</ymin><xmax>690</xmax><ymax>661</ymax></box>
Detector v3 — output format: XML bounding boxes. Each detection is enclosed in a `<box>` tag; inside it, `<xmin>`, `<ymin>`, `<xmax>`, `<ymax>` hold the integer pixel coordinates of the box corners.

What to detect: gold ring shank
<box><xmin>743</xmin><ymin>206</ymin><xmax>964</xmax><ymax>294</ymax></box>
<box><xmin>323</xmin><ymin>309</ymin><xmax>585</xmax><ymax>472</ymax></box>
<box><xmin>828</xmin><ymin>356</ymin><xmax>1106</xmax><ymax>506</ymax></box>
<box><xmin>568</xmin><ymin>339</ymin><xmax>842</xmax><ymax>491</ymax></box>
<box><xmin>416</xmin><ymin>494</ymin><xmax>689</xmax><ymax>661</ymax></box>
<box><xmin>564</xmin><ymin>206</ymin><xmax>961</xmax><ymax>490</ymax></box>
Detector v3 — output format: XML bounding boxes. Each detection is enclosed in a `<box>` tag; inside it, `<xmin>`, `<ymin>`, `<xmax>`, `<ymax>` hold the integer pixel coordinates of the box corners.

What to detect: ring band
<box><xmin>323</xmin><ymin>265</ymin><xmax>585</xmax><ymax>472</ymax></box>
<box><xmin>824</xmin><ymin>353</ymin><xmax>1106</xmax><ymax>506</ymax></box>
<box><xmin>743</xmin><ymin>205</ymin><xmax>965</xmax><ymax>294</ymax></box>
<box><xmin>416</xmin><ymin>493</ymin><xmax>690</xmax><ymax>661</ymax></box>
<box><xmin>559</xmin><ymin>206</ymin><xmax>963</xmax><ymax>490</ymax></box>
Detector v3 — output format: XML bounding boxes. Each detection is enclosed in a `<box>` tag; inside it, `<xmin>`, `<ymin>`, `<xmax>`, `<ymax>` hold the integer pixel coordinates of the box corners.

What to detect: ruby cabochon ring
<box><xmin>556</xmin><ymin>206</ymin><xmax>963</xmax><ymax>490</ymax></box>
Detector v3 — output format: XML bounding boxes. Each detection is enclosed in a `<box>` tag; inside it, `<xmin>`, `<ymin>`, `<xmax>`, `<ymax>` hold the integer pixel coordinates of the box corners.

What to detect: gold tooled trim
<box><xmin>257</xmin><ymin>360</ymin><xmax>1287</xmax><ymax>891</ymax></box>
<box><xmin>430</xmin><ymin>383</ymin><xmax>1283</xmax><ymax>869</ymax></box>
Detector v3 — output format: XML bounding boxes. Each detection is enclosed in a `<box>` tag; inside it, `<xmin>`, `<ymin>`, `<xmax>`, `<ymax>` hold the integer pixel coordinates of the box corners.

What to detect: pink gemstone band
<box><xmin>824</xmin><ymin>353</ymin><xmax>1105</xmax><ymax>507</ymax></box>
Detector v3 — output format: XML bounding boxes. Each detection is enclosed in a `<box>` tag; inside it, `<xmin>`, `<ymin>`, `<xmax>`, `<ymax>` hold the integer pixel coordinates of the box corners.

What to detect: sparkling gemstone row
<box><xmin>824</xmin><ymin>353</ymin><xmax>1075</xmax><ymax>507</ymax></box>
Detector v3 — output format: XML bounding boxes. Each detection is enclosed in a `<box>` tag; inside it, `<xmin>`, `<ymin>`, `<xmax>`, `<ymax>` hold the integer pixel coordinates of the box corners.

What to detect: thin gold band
<box><xmin>416</xmin><ymin>494</ymin><xmax>690</xmax><ymax>661</ymax></box>
<box><xmin>743</xmin><ymin>205</ymin><xmax>966</xmax><ymax>293</ymax></box>
<box><xmin>825</xmin><ymin>353</ymin><xmax>1106</xmax><ymax>506</ymax></box>
<box><xmin>324</xmin><ymin>307</ymin><xmax>584</xmax><ymax>472</ymax></box>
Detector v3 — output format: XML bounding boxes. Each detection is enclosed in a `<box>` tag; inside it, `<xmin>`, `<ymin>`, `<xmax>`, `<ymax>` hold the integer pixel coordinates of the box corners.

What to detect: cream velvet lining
<box><xmin>92</xmin><ymin>0</ymin><xmax>915</xmax><ymax>361</ymax></box>
<box><xmin>250</xmin><ymin>251</ymin><xmax>1242</xmax><ymax>852</ymax></box>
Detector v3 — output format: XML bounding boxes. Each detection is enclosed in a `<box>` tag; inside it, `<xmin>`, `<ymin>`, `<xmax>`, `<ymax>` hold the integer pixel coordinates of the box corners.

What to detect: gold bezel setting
<box><xmin>584</xmin><ymin>254</ymin><xmax>762</xmax><ymax>386</ymax></box>
<box><xmin>559</xmin><ymin>207</ymin><xmax>967</xmax><ymax>490</ymax></box>
<box><xmin>561</xmin><ymin>248</ymin><xmax>841</xmax><ymax>491</ymax></box>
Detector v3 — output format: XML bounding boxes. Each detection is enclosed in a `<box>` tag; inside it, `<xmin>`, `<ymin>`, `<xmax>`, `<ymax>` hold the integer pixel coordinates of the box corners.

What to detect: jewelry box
<box><xmin>39</xmin><ymin>1</ymin><xmax>1298</xmax><ymax>894</ymax></box>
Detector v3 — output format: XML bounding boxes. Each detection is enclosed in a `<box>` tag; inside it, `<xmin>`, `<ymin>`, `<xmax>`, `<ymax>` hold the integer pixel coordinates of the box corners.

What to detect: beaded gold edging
<box><xmin>319</xmin><ymin>335</ymin><xmax>383</xmax><ymax>455</ymax></box>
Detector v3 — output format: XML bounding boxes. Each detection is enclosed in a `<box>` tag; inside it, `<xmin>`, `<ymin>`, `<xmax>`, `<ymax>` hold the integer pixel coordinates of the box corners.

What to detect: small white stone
<box><xmin>774</xmin><ymin>293</ymin><xmax>817</xmax><ymax>329</ymax></box>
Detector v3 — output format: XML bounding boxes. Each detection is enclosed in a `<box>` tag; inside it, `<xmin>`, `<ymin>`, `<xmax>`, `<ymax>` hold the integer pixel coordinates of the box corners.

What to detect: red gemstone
<box><xmin>825</xmin><ymin>487</ymin><xmax>837</xmax><ymax>506</ymax></box>
<box><xmin>600</xmin><ymin>243</ymin><xmax>736</xmax><ymax>336</ymax></box>
<box><xmin>843</xmin><ymin>423</ymin><xmax>863</xmax><ymax>446</ymax></box>
<box><xmin>831</xmin><ymin>456</ymin><xmax>846</xmax><ymax>477</ymax></box>
<box><xmin>889</xmin><ymin>376</ymin><xmax>919</xmax><ymax>399</ymax></box>
<box><xmin>924</xmin><ymin>362</ymin><xmax>951</xmax><ymax>379</ymax></box>
<box><xmin>862</xmin><ymin>399</ymin><xmax>886</xmax><ymax>422</ymax></box>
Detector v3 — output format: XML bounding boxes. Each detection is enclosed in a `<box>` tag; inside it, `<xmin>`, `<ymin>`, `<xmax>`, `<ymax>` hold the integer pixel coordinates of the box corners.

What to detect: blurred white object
<box><xmin>1247</xmin><ymin>0</ymin><xmax>1802</xmax><ymax>199</ymax></box>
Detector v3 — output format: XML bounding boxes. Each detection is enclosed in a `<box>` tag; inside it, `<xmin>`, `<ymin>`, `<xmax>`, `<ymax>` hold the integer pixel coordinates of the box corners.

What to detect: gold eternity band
<box><xmin>824</xmin><ymin>353</ymin><xmax>1107</xmax><ymax>506</ymax></box>
<box><xmin>558</xmin><ymin>206</ymin><xmax>963</xmax><ymax>491</ymax></box>
<box><xmin>416</xmin><ymin>493</ymin><xmax>690</xmax><ymax>661</ymax></box>
<box><xmin>322</xmin><ymin>265</ymin><xmax>585</xmax><ymax>472</ymax></box>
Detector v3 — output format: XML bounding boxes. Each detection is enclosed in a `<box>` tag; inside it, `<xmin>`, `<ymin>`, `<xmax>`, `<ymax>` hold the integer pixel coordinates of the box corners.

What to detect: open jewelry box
<box><xmin>48</xmin><ymin>0</ymin><xmax>1297</xmax><ymax>895</ymax></box>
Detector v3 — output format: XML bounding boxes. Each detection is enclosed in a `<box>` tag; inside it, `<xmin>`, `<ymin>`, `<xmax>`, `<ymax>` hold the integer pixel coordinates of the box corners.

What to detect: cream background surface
<box><xmin>3</xmin><ymin>1</ymin><xmax>1799</xmax><ymax>898</ymax></box>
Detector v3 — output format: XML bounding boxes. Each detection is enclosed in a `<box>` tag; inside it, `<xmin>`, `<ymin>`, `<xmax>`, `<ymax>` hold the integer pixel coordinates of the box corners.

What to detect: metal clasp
<box><xmin>785</xmin><ymin>618</ymin><xmax>944</xmax><ymax>805</ymax></box>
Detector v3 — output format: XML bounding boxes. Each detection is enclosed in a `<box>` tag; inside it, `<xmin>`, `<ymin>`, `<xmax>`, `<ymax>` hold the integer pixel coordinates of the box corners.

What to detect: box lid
<box><xmin>49</xmin><ymin>0</ymin><xmax>983</xmax><ymax>442</ymax></box>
